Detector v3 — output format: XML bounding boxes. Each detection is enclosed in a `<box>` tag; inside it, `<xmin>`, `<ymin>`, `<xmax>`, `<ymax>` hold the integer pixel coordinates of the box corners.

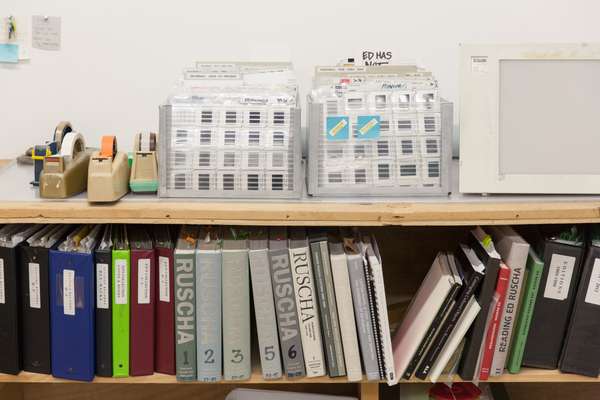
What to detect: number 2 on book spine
<box><xmin>204</xmin><ymin>349</ymin><xmax>215</xmax><ymax>364</ymax></box>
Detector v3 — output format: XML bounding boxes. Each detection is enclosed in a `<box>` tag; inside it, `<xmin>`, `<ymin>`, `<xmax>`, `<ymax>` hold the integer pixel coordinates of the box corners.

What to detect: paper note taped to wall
<box><xmin>32</xmin><ymin>16</ymin><xmax>61</xmax><ymax>50</ymax></box>
<box><xmin>1</xmin><ymin>16</ymin><xmax>29</xmax><ymax>60</ymax></box>
<box><xmin>0</xmin><ymin>43</ymin><xmax>18</xmax><ymax>63</ymax></box>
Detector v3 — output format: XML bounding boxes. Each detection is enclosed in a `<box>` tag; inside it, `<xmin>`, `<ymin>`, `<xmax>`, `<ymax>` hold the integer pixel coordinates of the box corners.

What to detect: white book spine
<box><xmin>330</xmin><ymin>253</ymin><xmax>362</xmax><ymax>382</ymax></box>
<box><xmin>368</xmin><ymin>251</ymin><xmax>395</xmax><ymax>385</ymax></box>
<box><xmin>430</xmin><ymin>298</ymin><xmax>481</xmax><ymax>383</ymax></box>
<box><xmin>491</xmin><ymin>246</ymin><xmax>527</xmax><ymax>376</ymax></box>
<box><xmin>289</xmin><ymin>245</ymin><xmax>326</xmax><ymax>377</ymax></box>
<box><xmin>249</xmin><ymin>248</ymin><xmax>283</xmax><ymax>379</ymax></box>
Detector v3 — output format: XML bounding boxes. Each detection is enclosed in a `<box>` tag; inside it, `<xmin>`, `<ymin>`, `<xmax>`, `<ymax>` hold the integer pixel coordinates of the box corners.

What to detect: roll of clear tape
<box><xmin>53</xmin><ymin>121</ymin><xmax>72</xmax><ymax>151</ymax></box>
<box><xmin>137</xmin><ymin>132</ymin><xmax>157</xmax><ymax>152</ymax></box>
<box><xmin>60</xmin><ymin>131</ymin><xmax>86</xmax><ymax>160</ymax></box>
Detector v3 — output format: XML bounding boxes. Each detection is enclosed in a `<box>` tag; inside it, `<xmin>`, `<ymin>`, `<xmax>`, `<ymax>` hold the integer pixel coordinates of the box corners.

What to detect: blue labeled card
<box><xmin>326</xmin><ymin>116</ymin><xmax>349</xmax><ymax>141</ymax></box>
<box><xmin>356</xmin><ymin>115</ymin><xmax>380</xmax><ymax>140</ymax></box>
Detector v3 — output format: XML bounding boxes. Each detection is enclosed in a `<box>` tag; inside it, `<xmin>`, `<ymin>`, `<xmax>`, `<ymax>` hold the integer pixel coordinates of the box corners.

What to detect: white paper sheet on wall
<box><xmin>32</xmin><ymin>16</ymin><xmax>61</xmax><ymax>51</ymax></box>
<box><xmin>0</xmin><ymin>16</ymin><xmax>30</xmax><ymax>60</ymax></box>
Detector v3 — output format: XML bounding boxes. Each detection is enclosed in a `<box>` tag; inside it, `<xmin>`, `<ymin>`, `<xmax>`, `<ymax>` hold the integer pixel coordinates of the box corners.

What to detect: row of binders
<box><xmin>0</xmin><ymin>224</ymin><xmax>394</xmax><ymax>383</ymax></box>
<box><xmin>392</xmin><ymin>225</ymin><xmax>600</xmax><ymax>383</ymax></box>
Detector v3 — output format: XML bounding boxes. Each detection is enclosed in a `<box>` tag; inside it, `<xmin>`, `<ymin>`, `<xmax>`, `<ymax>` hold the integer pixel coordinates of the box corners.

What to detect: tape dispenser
<box><xmin>39</xmin><ymin>130</ymin><xmax>91</xmax><ymax>198</ymax></box>
<box><xmin>32</xmin><ymin>121</ymin><xmax>72</xmax><ymax>186</ymax></box>
<box><xmin>87</xmin><ymin>135</ymin><xmax>130</xmax><ymax>202</ymax></box>
<box><xmin>129</xmin><ymin>132</ymin><xmax>158</xmax><ymax>193</ymax></box>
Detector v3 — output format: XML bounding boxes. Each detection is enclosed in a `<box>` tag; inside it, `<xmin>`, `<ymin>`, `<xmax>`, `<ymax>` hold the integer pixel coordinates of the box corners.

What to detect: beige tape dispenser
<box><xmin>129</xmin><ymin>132</ymin><xmax>158</xmax><ymax>193</ymax></box>
<box><xmin>87</xmin><ymin>135</ymin><xmax>130</xmax><ymax>202</ymax></box>
<box><xmin>39</xmin><ymin>131</ymin><xmax>91</xmax><ymax>198</ymax></box>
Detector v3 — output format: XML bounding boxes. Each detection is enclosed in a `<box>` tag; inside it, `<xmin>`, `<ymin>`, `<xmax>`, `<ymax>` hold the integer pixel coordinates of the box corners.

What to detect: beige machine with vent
<box><xmin>87</xmin><ymin>135</ymin><xmax>130</xmax><ymax>202</ymax></box>
<box><xmin>39</xmin><ymin>131</ymin><xmax>91</xmax><ymax>198</ymax></box>
<box><xmin>129</xmin><ymin>132</ymin><xmax>159</xmax><ymax>193</ymax></box>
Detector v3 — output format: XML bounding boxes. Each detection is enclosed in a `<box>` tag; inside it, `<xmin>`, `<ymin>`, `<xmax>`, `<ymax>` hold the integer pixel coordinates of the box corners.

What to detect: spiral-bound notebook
<box><xmin>360</xmin><ymin>233</ymin><xmax>395</xmax><ymax>385</ymax></box>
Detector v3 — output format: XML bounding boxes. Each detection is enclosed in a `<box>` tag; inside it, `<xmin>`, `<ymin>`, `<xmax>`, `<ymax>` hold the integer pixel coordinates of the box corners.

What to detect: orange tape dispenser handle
<box><xmin>100</xmin><ymin>135</ymin><xmax>117</xmax><ymax>158</ymax></box>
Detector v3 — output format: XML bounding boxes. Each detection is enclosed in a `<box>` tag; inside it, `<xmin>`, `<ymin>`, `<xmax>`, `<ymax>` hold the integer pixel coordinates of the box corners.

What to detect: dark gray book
<box><xmin>559</xmin><ymin>241</ymin><xmax>600</xmax><ymax>377</ymax></box>
<box><xmin>269</xmin><ymin>227</ymin><xmax>306</xmax><ymax>378</ymax></box>
<box><xmin>249</xmin><ymin>228</ymin><xmax>283</xmax><ymax>380</ymax></box>
<box><xmin>222</xmin><ymin>228</ymin><xmax>251</xmax><ymax>381</ymax></box>
<box><xmin>458</xmin><ymin>227</ymin><xmax>501</xmax><ymax>380</ymax></box>
<box><xmin>174</xmin><ymin>225</ymin><xmax>200</xmax><ymax>381</ymax></box>
<box><xmin>196</xmin><ymin>227</ymin><xmax>222</xmax><ymax>382</ymax></box>
<box><xmin>309</xmin><ymin>231</ymin><xmax>346</xmax><ymax>377</ymax></box>
<box><xmin>343</xmin><ymin>232</ymin><xmax>379</xmax><ymax>381</ymax></box>
<box><xmin>524</xmin><ymin>227</ymin><xmax>585</xmax><ymax>369</ymax></box>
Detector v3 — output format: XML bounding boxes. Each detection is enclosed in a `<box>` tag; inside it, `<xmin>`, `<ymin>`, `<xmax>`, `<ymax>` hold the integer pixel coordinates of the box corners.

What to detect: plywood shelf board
<box><xmin>2</xmin><ymin>161</ymin><xmax>600</xmax><ymax>225</ymax></box>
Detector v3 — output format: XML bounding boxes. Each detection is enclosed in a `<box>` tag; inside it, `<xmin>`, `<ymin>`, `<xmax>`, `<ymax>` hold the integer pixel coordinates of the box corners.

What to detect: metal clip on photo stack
<box><xmin>87</xmin><ymin>135</ymin><xmax>130</xmax><ymax>202</ymax></box>
<box><xmin>129</xmin><ymin>132</ymin><xmax>159</xmax><ymax>193</ymax></box>
<box><xmin>39</xmin><ymin>129</ymin><xmax>91</xmax><ymax>198</ymax></box>
<box><xmin>31</xmin><ymin>121</ymin><xmax>72</xmax><ymax>186</ymax></box>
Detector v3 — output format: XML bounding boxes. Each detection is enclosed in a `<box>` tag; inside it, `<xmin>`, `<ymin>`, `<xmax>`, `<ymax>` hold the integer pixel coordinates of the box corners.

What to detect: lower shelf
<box><xmin>0</xmin><ymin>371</ymin><xmax>374</xmax><ymax>384</ymax></box>
<box><xmin>406</xmin><ymin>368</ymin><xmax>600</xmax><ymax>383</ymax></box>
<box><xmin>1</xmin><ymin>368</ymin><xmax>599</xmax><ymax>384</ymax></box>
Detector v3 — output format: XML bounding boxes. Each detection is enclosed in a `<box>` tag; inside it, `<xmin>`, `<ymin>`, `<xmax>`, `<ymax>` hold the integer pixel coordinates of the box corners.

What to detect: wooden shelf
<box><xmin>1</xmin><ymin>368</ymin><xmax>598</xmax><ymax>384</ymax></box>
<box><xmin>403</xmin><ymin>369</ymin><xmax>600</xmax><ymax>384</ymax></box>
<box><xmin>0</xmin><ymin>371</ymin><xmax>371</xmax><ymax>384</ymax></box>
<box><xmin>3</xmin><ymin>161</ymin><xmax>600</xmax><ymax>226</ymax></box>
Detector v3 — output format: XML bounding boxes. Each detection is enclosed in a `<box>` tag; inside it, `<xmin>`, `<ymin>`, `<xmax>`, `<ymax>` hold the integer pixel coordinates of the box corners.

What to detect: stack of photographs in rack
<box><xmin>159</xmin><ymin>62</ymin><xmax>302</xmax><ymax>198</ymax></box>
<box><xmin>307</xmin><ymin>64</ymin><xmax>453</xmax><ymax>197</ymax></box>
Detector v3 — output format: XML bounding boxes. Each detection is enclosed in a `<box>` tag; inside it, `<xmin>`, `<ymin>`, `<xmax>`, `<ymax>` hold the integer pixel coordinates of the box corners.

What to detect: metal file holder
<box><xmin>158</xmin><ymin>65</ymin><xmax>302</xmax><ymax>199</ymax></box>
<box><xmin>307</xmin><ymin>67</ymin><xmax>453</xmax><ymax>197</ymax></box>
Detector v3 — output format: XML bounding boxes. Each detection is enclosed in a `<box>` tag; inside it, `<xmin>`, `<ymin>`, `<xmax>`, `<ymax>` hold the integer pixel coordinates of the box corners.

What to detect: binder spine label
<box><xmin>544</xmin><ymin>254</ymin><xmax>575</xmax><ymax>301</ymax></box>
<box><xmin>28</xmin><ymin>262</ymin><xmax>41</xmax><ymax>309</ymax></box>
<box><xmin>0</xmin><ymin>258</ymin><xmax>4</xmax><ymax>304</ymax></box>
<box><xmin>584</xmin><ymin>258</ymin><xmax>600</xmax><ymax>306</ymax></box>
<box><xmin>96</xmin><ymin>263</ymin><xmax>109</xmax><ymax>309</ymax></box>
<box><xmin>159</xmin><ymin>256</ymin><xmax>170</xmax><ymax>303</ymax></box>
<box><xmin>115</xmin><ymin>259</ymin><xmax>128</xmax><ymax>305</ymax></box>
<box><xmin>63</xmin><ymin>269</ymin><xmax>75</xmax><ymax>316</ymax></box>
<box><xmin>137</xmin><ymin>258</ymin><xmax>151</xmax><ymax>305</ymax></box>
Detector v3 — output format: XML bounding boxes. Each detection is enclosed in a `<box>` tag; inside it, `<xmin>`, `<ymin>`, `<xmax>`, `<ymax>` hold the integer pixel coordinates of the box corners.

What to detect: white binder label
<box><xmin>585</xmin><ymin>258</ymin><xmax>600</xmax><ymax>306</ymax></box>
<box><xmin>544</xmin><ymin>254</ymin><xmax>576</xmax><ymax>301</ymax></box>
<box><xmin>159</xmin><ymin>256</ymin><xmax>170</xmax><ymax>303</ymax></box>
<box><xmin>115</xmin><ymin>259</ymin><xmax>128</xmax><ymax>305</ymax></box>
<box><xmin>0</xmin><ymin>259</ymin><xmax>5</xmax><ymax>305</ymax></box>
<box><xmin>138</xmin><ymin>259</ymin><xmax>151</xmax><ymax>305</ymax></box>
<box><xmin>63</xmin><ymin>269</ymin><xmax>75</xmax><ymax>316</ymax></box>
<box><xmin>28</xmin><ymin>262</ymin><xmax>41</xmax><ymax>309</ymax></box>
<box><xmin>96</xmin><ymin>263</ymin><xmax>109</xmax><ymax>309</ymax></box>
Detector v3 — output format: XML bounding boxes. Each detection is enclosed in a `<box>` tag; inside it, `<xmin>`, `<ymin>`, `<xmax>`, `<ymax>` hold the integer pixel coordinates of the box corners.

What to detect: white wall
<box><xmin>1</xmin><ymin>0</ymin><xmax>598</xmax><ymax>158</ymax></box>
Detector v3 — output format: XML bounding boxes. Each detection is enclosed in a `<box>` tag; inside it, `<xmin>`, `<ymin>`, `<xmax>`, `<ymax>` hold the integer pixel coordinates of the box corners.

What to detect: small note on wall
<box><xmin>32</xmin><ymin>15</ymin><xmax>61</xmax><ymax>51</ymax></box>
<box><xmin>0</xmin><ymin>16</ymin><xmax>29</xmax><ymax>61</ymax></box>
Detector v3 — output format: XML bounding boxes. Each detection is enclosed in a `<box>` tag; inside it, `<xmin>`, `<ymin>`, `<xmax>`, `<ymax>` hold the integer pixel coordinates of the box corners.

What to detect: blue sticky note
<box><xmin>0</xmin><ymin>44</ymin><xmax>19</xmax><ymax>63</ymax></box>
<box><xmin>326</xmin><ymin>116</ymin><xmax>349</xmax><ymax>141</ymax></box>
<box><xmin>356</xmin><ymin>115</ymin><xmax>380</xmax><ymax>140</ymax></box>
